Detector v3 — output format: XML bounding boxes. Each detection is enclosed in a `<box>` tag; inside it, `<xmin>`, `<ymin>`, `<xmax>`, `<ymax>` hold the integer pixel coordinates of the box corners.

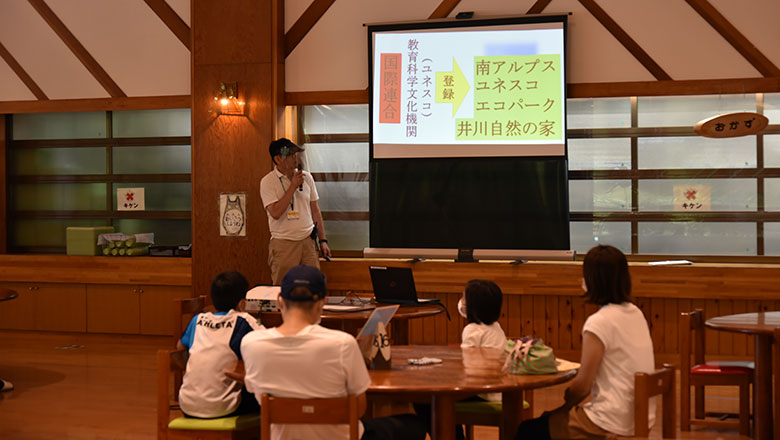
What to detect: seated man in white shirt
<box><xmin>240</xmin><ymin>265</ymin><xmax>425</xmax><ymax>440</ymax></box>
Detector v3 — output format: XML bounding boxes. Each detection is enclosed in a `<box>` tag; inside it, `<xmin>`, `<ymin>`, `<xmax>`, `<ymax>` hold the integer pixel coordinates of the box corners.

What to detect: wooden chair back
<box><xmin>679</xmin><ymin>309</ymin><xmax>706</xmax><ymax>372</ymax></box>
<box><xmin>634</xmin><ymin>364</ymin><xmax>676</xmax><ymax>438</ymax></box>
<box><xmin>157</xmin><ymin>348</ymin><xmax>189</xmax><ymax>439</ymax></box>
<box><xmin>260</xmin><ymin>393</ymin><xmax>362</xmax><ymax>440</ymax></box>
<box><xmin>172</xmin><ymin>295</ymin><xmax>207</xmax><ymax>347</ymax></box>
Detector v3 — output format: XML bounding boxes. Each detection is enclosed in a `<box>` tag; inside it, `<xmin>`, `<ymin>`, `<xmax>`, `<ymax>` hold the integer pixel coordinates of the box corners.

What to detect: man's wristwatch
<box><xmin>319</xmin><ymin>238</ymin><xmax>328</xmax><ymax>243</ymax></box>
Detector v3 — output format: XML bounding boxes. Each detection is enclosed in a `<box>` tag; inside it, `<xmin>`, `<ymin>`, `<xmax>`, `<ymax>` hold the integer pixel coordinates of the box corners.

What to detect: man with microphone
<box><xmin>260</xmin><ymin>138</ymin><xmax>331</xmax><ymax>284</ymax></box>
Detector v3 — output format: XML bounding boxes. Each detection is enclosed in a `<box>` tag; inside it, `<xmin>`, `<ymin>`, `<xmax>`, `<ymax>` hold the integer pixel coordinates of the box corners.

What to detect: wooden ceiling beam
<box><xmin>0</xmin><ymin>95</ymin><xmax>189</xmax><ymax>114</ymax></box>
<box><xmin>28</xmin><ymin>0</ymin><xmax>126</xmax><ymax>98</ymax></box>
<box><xmin>526</xmin><ymin>0</ymin><xmax>553</xmax><ymax>14</ymax></box>
<box><xmin>685</xmin><ymin>0</ymin><xmax>780</xmax><ymax>78</ymax></box>
<box><xmin>0</xmin><ymin>41</ymin><xmax>47</xmax><ymax>100</ymax></box>
<box><xmin>429</xmin><ymin>0</ymin><xmax>461</xmax><ymax>19</ymax></box>
<box><xmin>578</xmin><ymin>0</ymin><xmax>671</xmax><ymax>81</ymax></box>
<box><xmin>285</xmin><ymin>0</ymin><xmax>336</xmax><ymax>57</ymax></box>
<box><xmin>143</xmin><ymin>0</ymin><xmax>191</xmax><ymax>51</ymax></box>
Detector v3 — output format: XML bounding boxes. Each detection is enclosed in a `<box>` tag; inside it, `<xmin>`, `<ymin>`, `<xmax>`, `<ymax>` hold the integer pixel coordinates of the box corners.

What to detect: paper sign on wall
<box><xmin>117</xmin><ymin>188</ymin><xmax>145</xmax><ymax>211</ymax></box>
<box><xmin>674</xmin><ymin>185</ymin><xmax>711</xmax><ymax>211</ymax></box>
<box><xmin>219</xmin><ymin>192</ymin><xmax>246</xmax><ymax>237</ymax></box>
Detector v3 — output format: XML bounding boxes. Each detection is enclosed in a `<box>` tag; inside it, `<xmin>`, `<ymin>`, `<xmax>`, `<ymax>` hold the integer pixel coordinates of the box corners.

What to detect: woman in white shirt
<box><xmin>515</xmin><ymin>245</ymin><xmax>655</xmax><ymax>440</ymax></box>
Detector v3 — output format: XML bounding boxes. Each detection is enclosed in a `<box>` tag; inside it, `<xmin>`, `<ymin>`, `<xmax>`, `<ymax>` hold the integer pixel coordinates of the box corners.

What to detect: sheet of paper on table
<box><xmin>556</xmin><ymin>358</ymin><xmax>580</xmax><ymax>372</ymax></box>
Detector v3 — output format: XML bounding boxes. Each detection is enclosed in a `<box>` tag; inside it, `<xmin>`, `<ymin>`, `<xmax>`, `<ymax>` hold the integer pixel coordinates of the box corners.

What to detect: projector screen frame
<box><xmin>367</xmin><ymin>13</ymin><xmax>569</xmax><ymax>160</ymax></box>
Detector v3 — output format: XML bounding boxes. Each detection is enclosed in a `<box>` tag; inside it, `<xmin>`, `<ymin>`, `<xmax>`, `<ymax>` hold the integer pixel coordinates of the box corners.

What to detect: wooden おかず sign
<box><xmin>694</xmin><ymin>112</ymin><xmax>768</xmax><ymax>138</ymax></box>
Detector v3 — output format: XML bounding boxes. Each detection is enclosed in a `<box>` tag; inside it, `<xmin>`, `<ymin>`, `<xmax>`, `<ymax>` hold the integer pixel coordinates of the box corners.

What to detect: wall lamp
<box><xmin>210</xmin><ymin>82</ymin><xmax>245</xmax><ymax>116</ymax></box>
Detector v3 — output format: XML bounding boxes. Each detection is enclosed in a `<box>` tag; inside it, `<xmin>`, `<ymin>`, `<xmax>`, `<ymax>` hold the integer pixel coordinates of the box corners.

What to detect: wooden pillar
<box><xmin>191</xmin><ymin>0</ymin><xmax>284</xmax><ymax>295</ymax></box>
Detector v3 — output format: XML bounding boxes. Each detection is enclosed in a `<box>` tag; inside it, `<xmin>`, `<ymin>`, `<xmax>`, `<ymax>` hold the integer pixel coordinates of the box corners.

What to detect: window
<box><xmin>7</xmin><ymin>109</ymin><xmax>191</xmax><ymax>253</ymax></box>
<box><xmin>301</xmin><ymin>92</ymin><xmax>780</xmax><ymax>260</ymax></box>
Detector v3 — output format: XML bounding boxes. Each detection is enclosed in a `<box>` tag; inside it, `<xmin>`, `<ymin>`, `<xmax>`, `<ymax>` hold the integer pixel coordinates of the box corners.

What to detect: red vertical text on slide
<box><xmin>379</xmin><ymin>53</ymin><xmax>402</xmax><ymax>124</ymax></box>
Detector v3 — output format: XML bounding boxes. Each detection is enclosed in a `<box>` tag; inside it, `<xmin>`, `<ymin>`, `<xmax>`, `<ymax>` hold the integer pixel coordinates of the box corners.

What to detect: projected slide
<box><xmin>371</xmin><ymin>21</ymin><xmax>566</xmax><ymax>158</ymax></box>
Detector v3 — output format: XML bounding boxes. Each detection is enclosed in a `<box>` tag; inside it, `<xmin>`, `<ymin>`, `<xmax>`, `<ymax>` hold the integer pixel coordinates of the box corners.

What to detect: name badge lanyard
<box><xmin>279</xmin><ymin>176</ymin><xmax>295</xmax><ymax>211</ymax></box>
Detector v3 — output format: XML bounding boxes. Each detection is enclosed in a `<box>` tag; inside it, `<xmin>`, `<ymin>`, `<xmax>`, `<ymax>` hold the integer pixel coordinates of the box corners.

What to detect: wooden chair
<box><xmin>634</xmin><ymin>364</ymin><xmax>676</xmax><ymax>438</ymax></box>
<box><xmin>456</xmin><ymin>391</ymin><xmax>534</xmax><ymax>440</ymax></box>
<box><xmin>260</xmin><ymin>393</ymin><xmax>364</xmax><ymax>440</ymax></box>
<box><xmin>679</xmin><ymin>310</ymin><xmax>752</xmax><ymax>436</ymax></box>
<box><xmin>157</xmin><ymin>349</ymin><xmax>259</xmax><ymax>440</ymax></box>
<box><xmin>172</xmin><ymin>295</ymin><xmax>208</xmax><ymax>347</ymax></box>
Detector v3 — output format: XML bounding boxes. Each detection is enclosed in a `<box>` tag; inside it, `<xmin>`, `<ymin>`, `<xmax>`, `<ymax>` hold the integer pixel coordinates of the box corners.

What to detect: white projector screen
<box><xmin>369</xmin><ymin>16</ymin><xmax>567</xmax><ymax>159</ymax></box>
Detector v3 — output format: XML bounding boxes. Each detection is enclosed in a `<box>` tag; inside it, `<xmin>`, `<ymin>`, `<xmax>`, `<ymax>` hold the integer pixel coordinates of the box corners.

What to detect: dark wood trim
<box><xmin>10</xmin><ymin>246</ymin><xmax>66</xmax><ymax>254</ymax></box>
<box><xmin>0</xmin><ymin>116</ymin><xmax>6</xmax><ymax>253</ymax></box>
<box><xmin>577</xmin><ymin>0</ymin><xmax>671</xmax><ymax>81</ymax></box>
<box><xmin>143</xmin><ymin>0</ymin><xmax>191</xmax><ymax>51</ymax></box>
<box><xmin>10</xmin><ymin>136</ymin><xmax>191</xmax><ymax>148</ymax></box>
<box><xmin>0</xmin><ymin>41</ymin><xmax>47</xmax><ymax>100</ymax></box>
<box><xmin>568</xmin><ymin>77</ymin><xmax>780</xmax><ymax>98</ymax></box>
<box><xmin>0</xmin><ymin>95</ymin><xmax>190</xmax><ymax>114</ymax></box>
<box><xmin>567</xmin><ymin>126</ymin><xmax>695</xmax><ymax>138</ymax></box>
<box><xmin>285</xmin><ymin>90</ymin><xmax>369</xmax><ymax>105</ymax></box>
<box><xmin>569</xmin><ymin>168</ymin><xmax>780</xmax><ymax>179</ymax></box>
<box><xmin>526</xmin><ymin>0</ymin><xmax>552</xmax><ymax>14</ymax></box>
<box><xmin>429</xmin><ymin>0</ymin><xmax>461</xmax><ymax>19</ymax></box>
<box><xmin>310</xmin><ymin>172</ymin><xmax>368</xmax><ymax>182</ymax></box>
<box><xmin>10</xmin><ymin>174</ymin><xmax>191</xmax><ymax>184</ymax></box>
<box><xmin>684</xmin><ymin>0</ymin><xmax>780</xmax><ymax>78</ymax></box>
<box><xmin>12</xmin><ymin>210</ymin><xmax>191</xmax><ymax>219</ymax></box>
<box><xmin>284</xmin><ymin>0</ymin><xmax>336</xmax><ymax>57</ymax></box>
<box><xmin>570</xmin><ymin>212</ymin><xmax>780</xmax><ymax>222</ymax></box>
<box><xmin>27</xmin><ymin>0</ymin><xmax>126</xmax><ymax>98</ymax></box>
<box><xmin>304</xmin><ymin>133</ymin><xmax>368</xmax><ymax>143</ymax></box>
<box><xmin>321</xmin><ymin>211</ymin><xmax>370</xmax><ymax>221</ymax></box>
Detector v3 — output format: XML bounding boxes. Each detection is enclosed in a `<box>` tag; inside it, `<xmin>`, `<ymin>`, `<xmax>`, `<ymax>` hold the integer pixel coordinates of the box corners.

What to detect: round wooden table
<box><xmin>367</xmin><ymin>345</ymin><xmax>577</xmax><ymax>440</ymax></box>
<box><xmin>706</xmin><ymin>311</ymin><xmax>780</xmax><ymax>440</ymax></box>
<box><xmin>260</xmin><ymin>304</ymin><xmax>442</xmax><ymax>345</ymax></box>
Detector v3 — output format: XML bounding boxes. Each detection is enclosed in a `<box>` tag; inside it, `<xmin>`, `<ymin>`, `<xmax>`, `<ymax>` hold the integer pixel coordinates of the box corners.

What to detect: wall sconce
<box><xmin>210</xmin><ymin>82</ymin><xmax>245</xmax><ymax>116</ymax></box>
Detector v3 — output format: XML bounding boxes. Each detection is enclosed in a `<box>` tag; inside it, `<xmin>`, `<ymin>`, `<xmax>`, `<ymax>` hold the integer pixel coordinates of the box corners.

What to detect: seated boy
<box><xmin>241</xmin><ymin>265</ymin><xmax>425</xmax><ymax>440</ymax></box>
<box><xmin>177</xmin><ymin>270</ymin><xmax>264</xmax><ymax>418</ymax></box>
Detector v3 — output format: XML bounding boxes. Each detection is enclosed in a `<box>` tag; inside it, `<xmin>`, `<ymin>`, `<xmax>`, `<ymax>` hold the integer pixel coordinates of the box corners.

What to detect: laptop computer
<box><xmin>369</xmin><ymin>266</ymin><xmax>440</xmax><ymax>305</ymax></box>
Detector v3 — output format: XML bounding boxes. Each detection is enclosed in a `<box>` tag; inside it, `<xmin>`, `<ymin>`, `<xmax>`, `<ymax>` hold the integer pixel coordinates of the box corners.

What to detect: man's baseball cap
<box><xmin>281</xmin><ymin>265</ymin><xmax>326</xmax><ymax>301</ymax></box>
<box><xmin>269</xmin><ymin>138</ymin><xmax>304</xmax><ymax>159</ymax></box>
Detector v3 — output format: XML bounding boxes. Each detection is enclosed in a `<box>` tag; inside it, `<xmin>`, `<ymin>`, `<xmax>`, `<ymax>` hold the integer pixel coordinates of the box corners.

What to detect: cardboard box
<box><xmin>66</xmin><ymin>226</ymin><xmax>116</xmax><ymax>256</ymax></box>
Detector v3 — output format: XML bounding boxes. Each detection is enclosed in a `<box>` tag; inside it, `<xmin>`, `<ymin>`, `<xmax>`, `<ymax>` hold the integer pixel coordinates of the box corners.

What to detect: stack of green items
<box><xmin>102</xmin><ymin>237</ymin><xmax>150</xmax><ymax>257</ymax></box>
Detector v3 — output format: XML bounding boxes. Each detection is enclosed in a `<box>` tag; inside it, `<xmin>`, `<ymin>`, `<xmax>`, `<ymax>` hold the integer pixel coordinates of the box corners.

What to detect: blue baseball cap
<box><xmin>281</xmin><ymin>265</ymin><xmax>326</xmax><ymax>301</ymax></box>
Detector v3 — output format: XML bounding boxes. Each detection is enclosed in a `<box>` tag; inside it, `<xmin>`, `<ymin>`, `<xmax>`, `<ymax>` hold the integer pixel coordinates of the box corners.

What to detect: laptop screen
<box><xmin>369</xmin><ymin>266</ymin><xmax>420</xmax><ymax>304</ymax></box>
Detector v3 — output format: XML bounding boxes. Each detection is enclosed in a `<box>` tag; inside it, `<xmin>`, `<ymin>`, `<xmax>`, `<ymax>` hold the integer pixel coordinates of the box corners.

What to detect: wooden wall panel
<box><xmin>320</xmin><ymin>259</ymin><xmax>780</xmax><ymax>360</ymax></box>
<box><xmin>191</xmin><ymin>0</ymin><xmax>284</xmax><ymax>296</ymax></box>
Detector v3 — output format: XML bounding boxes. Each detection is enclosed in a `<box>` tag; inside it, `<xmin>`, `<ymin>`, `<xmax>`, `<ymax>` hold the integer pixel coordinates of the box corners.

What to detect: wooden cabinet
<box><xmin>0</xmin><ymin>282</ymin><xmax>86</xmax><ymax>331</ymax></box>
<box><xmin>87</xmin><ymin>284</ymin><xmax>191</xmax><ymax>335</ymax></box>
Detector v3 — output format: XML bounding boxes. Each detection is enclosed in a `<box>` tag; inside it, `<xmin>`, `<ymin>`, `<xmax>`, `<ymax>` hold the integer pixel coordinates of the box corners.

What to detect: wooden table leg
<box><xmin>502</xmin><ymin>390</ymin><xmax>524</xmax><ymax>440</ymax></box>
<box><xmin>431</xmin><ymin>394</ymin><xmax>456</xmax><ymax>440</ymax></box>
<box><xmin>755</xmin><ymin>334</ymin><xmax>773</xmax><ymax>440</ymax></box>
<box><xmin>774</xmin><ymin>329</ymin><xmax>780</xmax><ymax>440</ymax></box>
<box><xmin>391</xmin><ymin>319</ymin><xmax>410</xmax><ymax>345</ymax></box>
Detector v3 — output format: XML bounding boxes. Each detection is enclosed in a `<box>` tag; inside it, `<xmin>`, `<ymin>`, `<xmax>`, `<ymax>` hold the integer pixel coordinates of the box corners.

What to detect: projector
<box><xmin>245</xmin><ymin>285</ymin><xmax>281</xmax><ymax>312</ymax></box>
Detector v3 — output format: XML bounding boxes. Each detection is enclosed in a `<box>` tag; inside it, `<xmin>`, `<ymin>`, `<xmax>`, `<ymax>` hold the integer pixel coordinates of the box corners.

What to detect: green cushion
<box><xmin>455</xmin><ymin>400</ymin><xmax>530</xmax><ymax>414</ymax></box>
<box><xmin>168</xmin><ymin>414</ymin><xmax>260</xmax><ymax>431</ymax></box>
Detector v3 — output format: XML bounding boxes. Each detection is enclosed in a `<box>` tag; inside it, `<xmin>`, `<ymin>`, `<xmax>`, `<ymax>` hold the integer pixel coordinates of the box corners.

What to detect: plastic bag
<box><xmin>502</xmin><ymin>337</ymin><xmax>557</xmax><ymax>375</ymax></box>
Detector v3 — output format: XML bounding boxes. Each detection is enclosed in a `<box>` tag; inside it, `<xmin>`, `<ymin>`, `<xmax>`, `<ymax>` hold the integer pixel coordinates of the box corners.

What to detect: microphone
<box><xmin>297</xmin><ymin>163</ymin><xmax>304</xmax><ymax>191</ymax></box>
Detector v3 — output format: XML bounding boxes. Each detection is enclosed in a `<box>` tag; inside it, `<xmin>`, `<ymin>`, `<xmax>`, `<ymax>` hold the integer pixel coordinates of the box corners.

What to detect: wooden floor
<box><xmin>0</xmin><ymin>330</ymin><xmax>753</xmax><ymax>440</ymax></box>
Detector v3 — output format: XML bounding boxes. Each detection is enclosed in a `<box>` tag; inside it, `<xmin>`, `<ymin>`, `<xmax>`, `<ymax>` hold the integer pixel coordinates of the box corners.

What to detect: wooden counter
<box><xmin>0</xmin><ymin>255</ymin><xmax>192</xmax><ymax>335</ymax></box>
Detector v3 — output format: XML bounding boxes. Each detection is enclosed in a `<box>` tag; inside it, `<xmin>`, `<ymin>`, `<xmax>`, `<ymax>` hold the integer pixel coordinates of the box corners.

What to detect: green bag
<box><xmin>503</xmin><ymin>337</ymin><xmax>557</xmax><ymax>375</ymax></box>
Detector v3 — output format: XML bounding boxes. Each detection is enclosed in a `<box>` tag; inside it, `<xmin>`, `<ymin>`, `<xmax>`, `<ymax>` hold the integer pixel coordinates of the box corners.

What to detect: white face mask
<box><xmin>457</xmin><ymin>297</ymin><xmax>467</xmax><ymax>319</ymax></box>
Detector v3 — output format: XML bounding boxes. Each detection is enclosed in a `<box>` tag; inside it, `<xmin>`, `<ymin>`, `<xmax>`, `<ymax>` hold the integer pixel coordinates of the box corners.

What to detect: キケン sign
<box><xmin>694</xmin><ymin>112</ymin><xmax>768</xmax><ymax>138</ymax></box>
